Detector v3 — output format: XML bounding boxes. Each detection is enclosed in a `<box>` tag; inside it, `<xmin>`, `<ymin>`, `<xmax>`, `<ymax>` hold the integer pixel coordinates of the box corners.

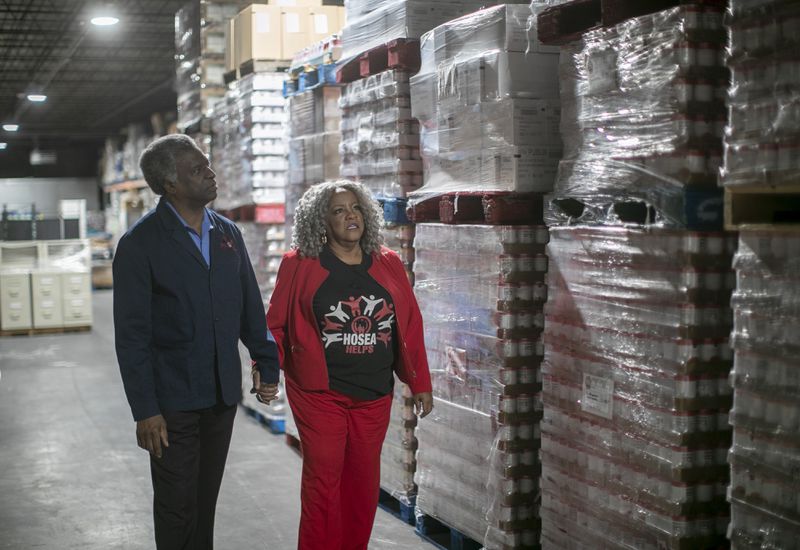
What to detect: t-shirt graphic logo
<box><xmin>320</xmin><ymin>295</ymin><xmax>394</xmax><ymax>354</ymax></box>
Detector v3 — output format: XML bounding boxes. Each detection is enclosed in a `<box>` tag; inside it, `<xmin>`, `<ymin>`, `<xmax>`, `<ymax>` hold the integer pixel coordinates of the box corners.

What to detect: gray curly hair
<box><xmin>292</xmin><ymin>180</ymin><xmax>384</xmax><ymax>258</ymax></box>
<box><xmin>139</xmin><ymin>134</ymin><xmax>202</xmax><ymax>195</ymax></box>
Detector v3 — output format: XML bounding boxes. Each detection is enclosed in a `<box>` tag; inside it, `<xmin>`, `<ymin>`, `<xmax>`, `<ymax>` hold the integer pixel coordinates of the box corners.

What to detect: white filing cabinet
<box><xmin>0</xmin><ymin>272</ymin><xmax>32</xmax><ymax>330</ymax></box>
<box><xmin>61</xmin><ymin>271</ymin><xmax>92</xmax><ymax>326</ymax></box>
<box><xmin>31</xmin><ymin>271</ymin><xmax>64</xmax><ymax>328</ymax></box>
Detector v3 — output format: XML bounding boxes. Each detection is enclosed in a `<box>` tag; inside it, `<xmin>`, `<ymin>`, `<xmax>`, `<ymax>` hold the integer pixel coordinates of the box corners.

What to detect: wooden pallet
<box><xmin>724</xmin><ymin>184</ymin><xmax>800</xmax><ymax>231</ymax></box>
<box><xmin>549</xmin><ymin>186</ymin><xmax>725</xmax><ymax>231</ymax></box>
<box><xmin>377</xmin><ymin>489</ymin><xmax>416</xmax><ymax>526</ymax></box>
<box><xmin>408</xmin><ymin>192</ymin><xmax>545</xmax><ymax>226</ymax></box>
<box><xmin>0</xmin><ymin>325</ymin><xmax>91</xmax><ymax>337</ymax></box>
<box><xmin>415</xmin><ymin>513</ymin><xmax>482</xmax><ymax>550</ymax></box>
<box><xmin>336</xmin><ymin>39</ymin><xmax>420</xmax><ymax>84</ymax></box>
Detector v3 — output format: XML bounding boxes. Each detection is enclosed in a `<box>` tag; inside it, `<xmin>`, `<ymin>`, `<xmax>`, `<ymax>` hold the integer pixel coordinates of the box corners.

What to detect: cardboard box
<box><xmin>480</xmin><ymin>147</ymin><xmax>560</xmax><ymax>192</ymax></box>
<box><xmin>235</xmin><ymin>4</ymin><xmax>344</xmax><ymax>64</ymax></box>
<box><xmin>460</xmin><ymin>51</ymin><xmax>560</xmax><ymax>104</ymax></box>
<box><xmin>236</xmin><ymin>5</ymin><xmax>283</xmax><ymax>62</ymax></box>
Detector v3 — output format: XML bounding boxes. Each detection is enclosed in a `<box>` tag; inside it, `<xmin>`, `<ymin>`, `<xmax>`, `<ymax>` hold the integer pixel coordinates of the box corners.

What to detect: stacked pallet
<box><xmin>723</xmin><ymin>2</ymin><xmax>800</xmax><ymax>547</ymax></box>
<box><xmin>407</xmin><ymin>6</ymin><xmax>559</xmax><ymax>548</ymax></box>
<box><xmin>546</xmin><ymin>4</ymin><xmax>728</xmax><ymax>229</ymax></box>
<box><xmin>540</xmin><ymin>227</ymin><xmax>736</xmax><ymax>550</ymax></box>
<box><xmin>728</xmin><ymin>231</ymin><xmax>800</xmax><ymax>549</ymax></box>
<box><xmin>414</xmin><ymin>223</ymin><xmax>548</xmax><ymax>549</ymax></box>
<box><xmin>537</xmin><ymin>3</ymin><xmax>740</xmax><ymax>549</ymax></box>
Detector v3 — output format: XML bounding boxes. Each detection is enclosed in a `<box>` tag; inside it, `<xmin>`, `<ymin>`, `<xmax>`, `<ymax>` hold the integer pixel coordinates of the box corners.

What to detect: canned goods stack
<box><xmin>722</xmin><ymin>0</ymin><xmax>800</xmax><ymax>188</ymax></box>
<box><xmin>286</xmin><ymin>85</ymin><xmax>342</xmax><ymax>248</ymax></box>
<box><xmin>338</xmin><ymin>70</ymin><xmax>422</xmax><ymax>200</ymax></box>
<box><xmin>728</xmin><ymin>231</ymin><xmax>800</xmax><ymax>549</ymax></box>
<box><xmin>413</xmin><ymin>223</ymin><xmax>549</xmax><ymax>549</ymax></box>
<box><xmin>546</xmin><ymin>4</ymin><xmax>728</xmax><ymax>229</ymax></box>
<box><xmin>540</xmin><ymin>226</ymin><xmax>737</xmax><ymax>550</ymax></box>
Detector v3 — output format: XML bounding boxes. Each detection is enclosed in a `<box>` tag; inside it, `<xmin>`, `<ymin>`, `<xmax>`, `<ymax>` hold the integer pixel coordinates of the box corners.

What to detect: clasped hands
<box><xmin>250</xmin><ymin>369</ymin><xmax>279</xmax><ymax>405</ymax></box>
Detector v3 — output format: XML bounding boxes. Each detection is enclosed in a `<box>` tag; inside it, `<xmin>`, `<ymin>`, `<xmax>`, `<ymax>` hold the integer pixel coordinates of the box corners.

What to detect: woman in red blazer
<box><xmin>265</xmin><ymin>180</ymin><xmax>433</xmax><ymax>550</ymax></box>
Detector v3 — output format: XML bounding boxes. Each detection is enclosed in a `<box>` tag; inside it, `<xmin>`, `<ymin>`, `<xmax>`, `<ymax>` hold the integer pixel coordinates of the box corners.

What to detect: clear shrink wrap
<box><xmin>380</xmin><ymin>383</ymin><xmax>419</xmax><ymax>503</ymax></box>
<box><xmin>728</xmin><ymin>230</ymin><xmax>800</xmax><ymax>549</ymax></box>
<box><xmin>540</xmin><ymin>226</ymin><xmax>734</xmax><ymax>550</ymax></box>
<box><xmin>547</xmin><ymin>5</ymin><xmax>728</xmax><ymax>228</ymax></box>
<box><xmin>340</xmin><ymin>0</ymin><xmax>499</xmax><ymax>61</ymax></box>
<box><xmin>722</xmin><ymin>0</ymin><xmax>800</xmax><ymax>188</ymax></box>
<box><xmin>339</xmin><ymin>70</ymin><xmax>422</xmax><ymax>199</ymax></box>
<box><xmin>409</xmin><ymin>4</ymin><xmax>562</xmax><ymax>198</ymax></box>
<box><xmin>413</xmin><ymin>223</ymin><xmax>548</xmax><ymax>549</ymax></box>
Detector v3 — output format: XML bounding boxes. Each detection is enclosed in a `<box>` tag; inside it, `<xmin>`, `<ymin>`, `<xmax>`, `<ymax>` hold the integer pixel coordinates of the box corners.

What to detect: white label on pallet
<box><xmin>582</xmin><ymin>374</ymin><xmax>613</xmax><ymax>419</ymax></box>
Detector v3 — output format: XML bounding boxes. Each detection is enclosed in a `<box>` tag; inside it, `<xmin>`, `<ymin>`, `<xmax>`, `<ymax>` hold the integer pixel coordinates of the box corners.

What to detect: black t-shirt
<box><xmin>312</xmin><ymin>246</ymin><xmax>396</xmax><ymax>400</ymax></box>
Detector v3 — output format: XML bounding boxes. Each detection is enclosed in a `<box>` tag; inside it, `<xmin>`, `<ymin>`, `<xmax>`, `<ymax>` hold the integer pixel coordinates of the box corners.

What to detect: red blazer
<box><xmin>266</xmin><ymin>246</ymin><xmax>432</xmax><ymax>395</ymax></box>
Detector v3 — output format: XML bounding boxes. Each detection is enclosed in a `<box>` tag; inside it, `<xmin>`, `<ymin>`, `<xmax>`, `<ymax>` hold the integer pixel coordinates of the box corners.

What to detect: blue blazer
<box><xmin>113</xmin><ymin>200</ymin><xmax>279</xmax><ymax>421</ymax></box>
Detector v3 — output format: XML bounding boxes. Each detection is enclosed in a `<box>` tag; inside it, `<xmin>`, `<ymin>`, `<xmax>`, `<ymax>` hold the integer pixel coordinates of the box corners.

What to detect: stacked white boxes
<box><xmin>414</xmin><ymin>223</ymin><xmax>549</xmax><ymax>549</ymax></box>
<box><xmin>410</xmin><ymin>4</ymin><xmax>562</xmax><ymax>197</ymax></box>
<box><xmin>540</xmin><ymin>227</ymin><xmax>736</xmax><ymax>550</ymax></box>
<box><xmin>547</xmin><ymin>5</ymin><xmax>728</xmax><ymax>228</ymax></box>
<box><xmin>728</xmin><ymin>232</ymin><xmax>800</xmax><ymax>549</ymax></box>
<box><xmin>211</xmin><ymin>72</ymin><xmax>287</xmax><ymax>211</ymax></box>
<box><xmin>723</xmin><ymin>2</ymin><xmax>800</xmax><ymax>547</ymax></box>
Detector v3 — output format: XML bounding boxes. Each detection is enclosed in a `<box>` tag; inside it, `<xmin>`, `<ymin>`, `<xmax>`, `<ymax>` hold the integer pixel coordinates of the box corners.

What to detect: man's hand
<box><xmin>413</xmin><ymin>392</ymin><xmax>434</xmax><ymax>418</ymax></box>
<box><xmin>136</xmin><ymin>414</ymin><xmax>169</xmax><ymax>458</ymax></box>
<box><xmin>250</xmin><ymin>370</ymin><xmax>279</xmax><ymax>406</ymax></box>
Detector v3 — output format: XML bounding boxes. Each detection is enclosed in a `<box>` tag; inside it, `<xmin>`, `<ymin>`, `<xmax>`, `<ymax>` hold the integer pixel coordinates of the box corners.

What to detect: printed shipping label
<box><xmin>582</xmin><ymin>374</ymin><xmax>614</xmax><ymax>419</ymax></box>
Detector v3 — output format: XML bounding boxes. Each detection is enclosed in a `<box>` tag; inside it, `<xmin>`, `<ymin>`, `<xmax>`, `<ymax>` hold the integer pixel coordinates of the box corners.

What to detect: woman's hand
<box><xmin>413</xmin><ymin>392</ymin><xmax>433</xmax><ymax>418</ymax></box>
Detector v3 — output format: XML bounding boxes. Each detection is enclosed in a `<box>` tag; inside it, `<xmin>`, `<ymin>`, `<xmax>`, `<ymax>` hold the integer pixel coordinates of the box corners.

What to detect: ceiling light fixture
<box><xmin>2</xmin><ymin>124</ymin><xmax>19</xmax><ymax>132</ymax></box>
<box><xmin>0</xmin><ymin>143</ymin><xmax>7</xmax><ymax>150</ymax></box>
<box><xmin>91</xmin><ymin>15</ymin><xmax>119</xmax><ymax>26</ymax></box>
<box><xmin>27</xmin><ymin>94</ymin><xmax>47</xmax><ymax>102</ymax></box>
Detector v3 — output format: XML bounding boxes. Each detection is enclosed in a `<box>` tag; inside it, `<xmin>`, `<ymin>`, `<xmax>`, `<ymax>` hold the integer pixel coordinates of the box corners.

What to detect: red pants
<box><xmin>286</xmin><ymin>380</ymin><xmax>393</xmax><ymax>550</ymax></box>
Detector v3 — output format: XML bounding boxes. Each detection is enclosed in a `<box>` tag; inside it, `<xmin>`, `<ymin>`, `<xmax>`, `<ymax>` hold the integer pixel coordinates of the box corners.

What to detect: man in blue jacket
<box><xmin>113</xmin><ymin>134</ymin><xmax>280</xmax><ymax>549</ymax></box>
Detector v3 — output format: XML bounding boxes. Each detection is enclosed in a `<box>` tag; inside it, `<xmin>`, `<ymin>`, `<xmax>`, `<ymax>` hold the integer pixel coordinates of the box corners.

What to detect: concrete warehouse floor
<box><xmin>0</xmin><ymin>290</ymin><xmax>432</xmax><ymax>550</ymax></box>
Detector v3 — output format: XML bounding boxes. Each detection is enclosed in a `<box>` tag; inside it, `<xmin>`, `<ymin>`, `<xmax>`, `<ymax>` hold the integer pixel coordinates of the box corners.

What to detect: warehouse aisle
<box><xmin>0</xmin><ymin>290</ymin><xmax>431</xmax><ymax>549</ymax></box>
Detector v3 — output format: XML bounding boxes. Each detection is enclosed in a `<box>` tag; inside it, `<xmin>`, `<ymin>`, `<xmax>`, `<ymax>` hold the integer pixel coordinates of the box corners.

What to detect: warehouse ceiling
<box><xmin>0</xmin><ymin>0</ymin><xmax>188</xmax><ymax>176</ymax></box>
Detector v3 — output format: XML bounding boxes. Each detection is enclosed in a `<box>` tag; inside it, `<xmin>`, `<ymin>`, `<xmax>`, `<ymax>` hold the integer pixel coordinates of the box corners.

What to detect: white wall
<box><xmin>0</xmin><ymin>178</ymin><xmax>100</xmax><ymax>215</ymax></box>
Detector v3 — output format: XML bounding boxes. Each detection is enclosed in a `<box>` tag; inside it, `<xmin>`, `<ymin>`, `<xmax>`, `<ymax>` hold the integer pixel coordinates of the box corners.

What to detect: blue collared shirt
<box><xmin>165</xmin><ymin>201</ymin><xmax>214</xmax><ymax>267</ymax></box>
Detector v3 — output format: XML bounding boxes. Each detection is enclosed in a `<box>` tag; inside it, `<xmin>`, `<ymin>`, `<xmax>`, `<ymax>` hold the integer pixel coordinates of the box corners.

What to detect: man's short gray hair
<box><xmin>138</xmin><ymin>134</ymin><xmax>201</xmax><ymax>195</ymax></box>
<box><xmin>292</xmin><ymin>180</ymin><xmax>384</xmax><ymax>258</ymax></box>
